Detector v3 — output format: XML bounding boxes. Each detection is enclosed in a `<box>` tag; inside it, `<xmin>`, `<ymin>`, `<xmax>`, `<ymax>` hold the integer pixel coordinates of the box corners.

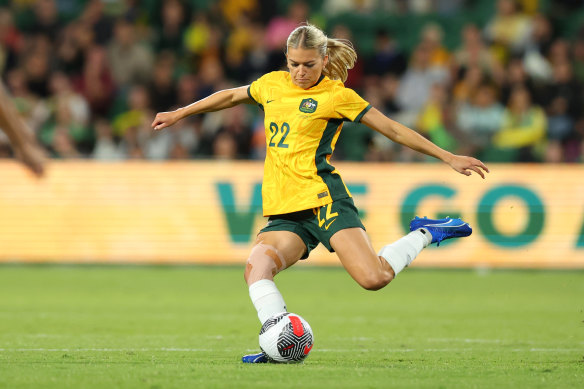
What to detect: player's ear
<box><xmin>323</xmin><ymin>54</ymin><xmax>329</xmax><ymax>68</ymax></box>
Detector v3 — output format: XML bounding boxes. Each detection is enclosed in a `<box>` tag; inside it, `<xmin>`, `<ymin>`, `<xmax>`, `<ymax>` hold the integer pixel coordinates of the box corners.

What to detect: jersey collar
<box><xmin>311</xmin><ymin>74</ymin><xmax>325</xmax><ymax>88</ymax></box>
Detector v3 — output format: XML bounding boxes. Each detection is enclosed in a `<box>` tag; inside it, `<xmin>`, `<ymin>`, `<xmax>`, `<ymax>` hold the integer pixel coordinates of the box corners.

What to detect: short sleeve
<box><xmin>334</xmin><ymin>86</ymin><xmax>371</xmax><ymax>122</ymax></box>
<box><xmin>248</xmin><ymin>73</ymin><xmax>269</xmax><ymax>107</ymax></box>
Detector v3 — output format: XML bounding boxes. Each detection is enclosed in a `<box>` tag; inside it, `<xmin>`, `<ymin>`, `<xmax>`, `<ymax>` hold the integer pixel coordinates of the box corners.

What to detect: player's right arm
<box><xmin>0</xmin><ymin>81</ymin><xmax>45</xmax><ymax>177</ymax></box>
<box><xmin>151</xmin><ymin>85</ymin><xmax>252</xmax><ymax>131</ymax></box>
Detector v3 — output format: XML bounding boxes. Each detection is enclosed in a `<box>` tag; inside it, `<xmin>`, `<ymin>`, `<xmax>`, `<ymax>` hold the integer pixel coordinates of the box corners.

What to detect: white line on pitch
<box><xmin>0</xmin><ymin>347</ymin><xmax>581</xmax><ymax>353</ymax></box>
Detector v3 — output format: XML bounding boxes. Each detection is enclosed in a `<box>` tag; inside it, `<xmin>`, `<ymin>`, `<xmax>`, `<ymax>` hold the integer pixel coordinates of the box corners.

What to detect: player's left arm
<box><xmin>361</xmin><ymin>107</ymin><xmax>489</xmax><ymax>178</ymax></box>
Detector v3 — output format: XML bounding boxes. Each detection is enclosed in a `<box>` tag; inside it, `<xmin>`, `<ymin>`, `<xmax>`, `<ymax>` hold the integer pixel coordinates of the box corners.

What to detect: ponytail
<box><xmin>324</xmin><ymin>38</ymin><xmax>357</xmax><ymax>82</ymax></box>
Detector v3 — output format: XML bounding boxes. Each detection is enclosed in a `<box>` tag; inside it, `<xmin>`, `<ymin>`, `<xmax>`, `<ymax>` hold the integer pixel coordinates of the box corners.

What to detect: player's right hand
<box><xmin>15</xmin><ymin>142</ymin><xmax>46</xmax><ymax>177</ymax></box>
<box><xmin>151</xmin><ymin>111</ymin><xmax>180</xmax><ymax>131</ymax></box>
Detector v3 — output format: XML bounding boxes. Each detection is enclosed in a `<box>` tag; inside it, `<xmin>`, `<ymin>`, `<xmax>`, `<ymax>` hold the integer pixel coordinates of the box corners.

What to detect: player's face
<box><xmin>286</xmin><ymin>47</ymin><xmax>328</xmax><ymax>89</ymax></box>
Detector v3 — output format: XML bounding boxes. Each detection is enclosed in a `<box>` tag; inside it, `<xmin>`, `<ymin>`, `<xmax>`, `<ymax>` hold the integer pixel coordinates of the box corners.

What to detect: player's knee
<box><xmin>244</xmin><ymin>243</ymin><xmax>287</xmax><ymax>285</ymax></box>
<box><xmin>358</xmin><ymin>271</ymin><xmax>393</xmax><ymax>291</ymax></box>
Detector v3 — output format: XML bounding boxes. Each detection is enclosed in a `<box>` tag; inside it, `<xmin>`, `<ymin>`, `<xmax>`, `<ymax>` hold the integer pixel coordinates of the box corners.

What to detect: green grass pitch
<box><xmin>0</xmin><ymin>265</ymin><xmax>582</xmax><ymax>388</ymax></box>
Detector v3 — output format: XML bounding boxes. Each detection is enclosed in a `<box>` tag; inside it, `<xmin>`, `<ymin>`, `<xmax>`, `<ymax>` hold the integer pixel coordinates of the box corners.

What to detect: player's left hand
<box><xmin>448</xmin><ymin>155</ymin><xmax>489</xmax><ymax>179</ymax></box>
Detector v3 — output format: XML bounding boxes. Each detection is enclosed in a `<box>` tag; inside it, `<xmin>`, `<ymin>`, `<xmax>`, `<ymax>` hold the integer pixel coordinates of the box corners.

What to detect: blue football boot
<box><xmin>241</xmin><ymin>351</ymin><xmax>270</xmax><ymax>363</ymax></box>
<box><xmin>409</xmin><ymin>216</ymin><xmax>472</xmax><ymax>246</ymax></box>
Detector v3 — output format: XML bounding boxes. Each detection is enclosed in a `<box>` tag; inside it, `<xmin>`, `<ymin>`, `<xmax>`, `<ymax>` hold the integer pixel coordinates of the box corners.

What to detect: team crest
<box><xmin>299</xmin><ymin>98</ymin><xmax>318</xmax><ymax>113</ymax></box>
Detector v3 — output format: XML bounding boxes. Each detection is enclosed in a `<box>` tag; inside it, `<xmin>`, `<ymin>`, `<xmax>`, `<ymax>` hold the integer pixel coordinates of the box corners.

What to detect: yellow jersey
<box><xmin>247</xmin><ymin>71</ymin><xmax>371</xmax><ymax>216</ymax></box>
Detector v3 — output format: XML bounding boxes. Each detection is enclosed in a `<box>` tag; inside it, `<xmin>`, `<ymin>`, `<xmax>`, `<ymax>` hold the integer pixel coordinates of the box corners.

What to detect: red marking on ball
<box><xmin>289</xmin><ymin>315</ymin><xmax>304</xmax><ymax>337</ymax></box>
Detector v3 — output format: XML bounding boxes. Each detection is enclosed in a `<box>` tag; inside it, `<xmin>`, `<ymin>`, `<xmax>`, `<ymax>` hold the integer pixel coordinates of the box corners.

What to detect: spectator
<box><xmin>420</xmin><ymin>23</ymin><xmax>450</xmax><ymax>69</ymax></box>
<box><xmin>55</xmin><ymin>21</ymin><xmax>89</xmax><ymax>77</ymax></box>
<box><xmin>453</xmin><ymin>64</ymin><xmax>485</xmax><ymax>105</ymax></box>
<box><xmin>453</xmin><ymin>23</ymin><xmax>503</xmax><ymax>82</ymax></box>
<box><xmin>456</xmin><ymin>81</ymin><xmax>505</xmax><ymax>157</ymax></box>
<box><xmin>113</xmin><ymin>84</ymin><xmax>174</xmax><ymax>160</ymax></box>
<box><xmin>148</xmin><ymin>51</ymin><xmax>177</xmax><ymax>114</ymax></box>
<box><xmin>202</xmin><ymin>103</ymin><xmax>252</xmax><ymax>159</ymax></box>
<box><xmin>542</xmin><ymin>60</ymin><xmax>582</xmax><ymax>161</ymax></box>
<box><xmin>167</xmin><ymin>115</ymin><xmax>201</xmax><ymax>159</ymax></box>
<box><xmin>38</xmin><ymin>92</ymin><xmax>91</xmax><ymax>158</ymax></box>
<box><xmin>79</xmin><ymin>0</ymin><xmax>113</xmax><ymax>46</ymax></box>
<box><xmin>492</xmin><ymin>86</ymin><xmax>547</xmax><ymax>162</ymax></box>
<box><xmin>241</xmin><ymin>22</ymin><xmax>271</xmax><ymax>82</ymax></box>
<box><xmin>547</xmin><ymin>38</ymin><xmax>572</xmax><ymax>68</ymax></box>
<box><xmin>48</xmin><ymin>71</ymin><xmax>90</xmax><ymax>130</ymax></box>
<box><xmin>4</xmin><ymin>68</ymin><xmax>48</xmax><ymax>132</ymax></box>
<box><xmin>113</xmin><ymin>84</ymin><xmax>151</xmax><ymax>138</ymax></box>
<box><xmin>220</xmin><ymin>0</ymin><xmax>259</xmax><ymax>26</ymax></box>
<box><xmin>197</xmin><ymin>56</ymin><xmax>226</xmax><ymax>98</ymax></box>
<box><xmin>184</xmin><ymin>12</ymin><xmax>212</xmax><ymax>60</ymax></box>
<box><xmin>224</xmin><ymin>14</ymin><xmax>255</xmax><ymax>83</ymax></box>
<box><xmin>484</xmin><ymin>0</ymin><xmax>532</xmax><ymax>57</ymax></box>
<box><xmin>526</xmin><ymin>13</ymin><xmax>555</xmax><ymax>57</ymax></box>
<box><xmin>107</xmin><ymin>18</ymin><xmax>154</xmax><ymax>88</ymax></box>
<box><xmin>212</xmin><ymin>130</ymin><xmax>238</xmax><ymax>159</ymax></box>
<box><xmin>545</xmin><ymin>96</ymin><xmax>573</xmax><ymax>162</ymax></box>
<box><xmin>322</xmin><ymin>0</ymin><xmax>376</xmax><ymax>16</ymax></box>
<box><xmin>544</xmin><ymin>60</ymin><xmax>582</xmax><ymax>123</ymax></box>
<box><xmin>92</xmin><ymin>117</ymin><xmax>125</xmax><ymax>160</ymax></box>
<box><xmin>523</xmin><ymin>15</ymin><xmax>555</xmax><ymax>83</ymax></box>
<box><xmin>28</xmin><ymin>0</ymin><xmax>62</xmax><ymax>42</ymax></box>
<box><xmin>500</xmin><ymin>57</ymin><xmax>539</xmax><ymax>105</ymax></box>
<box><xmin>330</xmin><ymin>24</ymin><xmax>365</xmax><ymax>89</ymax></box>
<box><xmin>374</xmin><ymin>74</ymin><xmax>402</xmax><ymax>150</ymax></box>
<box><xmin>396</xmin><ymin>42</ymin><xmax>449</xmax><ymax>126</ymax></box>
<box><xmin>72</xmin><ymin>45</ymin><xmax>115</xmax><ymax>116</ymax></box>
<box><xmin>153</xmin><ymin>0</ymin><xmax>190</xmax><ymax>55</ymax></box>
<box><xmin>265</xmin><ymin>0</ymin><xmax>308</xmax><ymax>51</ymax></box>
<box><xmin>0</xmin><ymin>8</ymin><xmax>24</xmax><ymax>74</ymax></box>
<box><xmin>365</xmin><ymin>28</ymin><xmax>407</xmax><ymax>77</ymax></box>
<box><xmin>22</xmin><ymin>35</ymin><xmax>52</xmax><ymax>98</ymax></box>
<box><xmin>416</xmin><ymin>83</ymin><xmax>458</xmax><ymax>152</ymax></box>
<box><xmin>573</xmin><ymin>34</ymin><xmax>584</xmax><ymax>84</ymax></box>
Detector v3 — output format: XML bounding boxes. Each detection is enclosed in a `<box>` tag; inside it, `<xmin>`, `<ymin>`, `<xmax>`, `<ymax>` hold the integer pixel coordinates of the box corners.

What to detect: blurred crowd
<box><xmin>1</xmin><ymin>0</ymin><xmax>584</xmax><ymax>163</ymax></box>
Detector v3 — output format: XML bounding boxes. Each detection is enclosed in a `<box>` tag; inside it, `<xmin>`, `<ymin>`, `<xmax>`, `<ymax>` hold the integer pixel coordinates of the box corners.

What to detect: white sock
<box><xmin>248</xmin><ymin>279</ymin><xmax>287</xmax><ymax>324</ymax></box>
<box><xmin>378</xmin><ymin>229</ymin><xmax>432</xmax><ymax>276</ymax></box>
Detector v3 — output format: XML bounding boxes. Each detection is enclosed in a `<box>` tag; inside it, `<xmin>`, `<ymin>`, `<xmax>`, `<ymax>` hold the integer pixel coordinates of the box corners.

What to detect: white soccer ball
<box><xmin>258</xmin><ymin>312</ymin><xmax>314</xmax><ymax>363</ymax></box>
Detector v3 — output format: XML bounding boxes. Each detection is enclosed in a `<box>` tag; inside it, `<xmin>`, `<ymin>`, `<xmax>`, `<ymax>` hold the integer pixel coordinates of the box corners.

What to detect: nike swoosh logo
<box><xmin>266</xmin><ymin>99</ymin><xmax>275</xmax><ymax>104</ymax></box>
<box><xmin>427</xmin><ymin>220</ymin><xmax>469</xmax><ymax>228</ymax></box>
<box><xmin>304</xmin><ymin>344</ymin><xmax>313</xmax><ymax>355</ymax></box>
<box><xmin>324</xmin><ymin>219</ymin><xmax>336</xmax><ymax>230</ymax></box>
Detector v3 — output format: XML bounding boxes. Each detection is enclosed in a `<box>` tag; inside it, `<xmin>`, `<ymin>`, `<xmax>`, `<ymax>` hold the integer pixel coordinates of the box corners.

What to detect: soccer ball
<box><xmin>259</xmin><ymin>312</ymin><xmax>314</xmax><ymax>363</ymax></box>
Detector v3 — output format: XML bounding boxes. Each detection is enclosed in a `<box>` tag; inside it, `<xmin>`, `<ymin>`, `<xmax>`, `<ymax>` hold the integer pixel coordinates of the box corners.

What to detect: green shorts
<box><xmin>259</xmin><ymin>197</ymin><xmax>365</xmax><ymax>259</ymax></box>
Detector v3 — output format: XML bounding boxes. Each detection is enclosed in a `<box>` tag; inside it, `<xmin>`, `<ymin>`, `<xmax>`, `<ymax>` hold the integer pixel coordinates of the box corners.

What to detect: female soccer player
<box><xmin>152</xmin><ymin>24</ymin><xmax>489</xmax><ymax>363</ymax></box>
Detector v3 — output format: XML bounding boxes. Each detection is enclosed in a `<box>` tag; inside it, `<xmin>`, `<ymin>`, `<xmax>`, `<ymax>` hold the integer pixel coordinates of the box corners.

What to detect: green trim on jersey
<box><xmin>246</xmin><ymin>85</ymin><xmax>263</xmax><ymax>111</ymax></box>
<box><xmin>354</xmin><ymin>104</ymin><xmax>372</xmax><ymax>123</ymax></box>
<box><xmin>315</xmin><ymin>118</ymin><xmax>350</xmax><ymax>201</ymax></box>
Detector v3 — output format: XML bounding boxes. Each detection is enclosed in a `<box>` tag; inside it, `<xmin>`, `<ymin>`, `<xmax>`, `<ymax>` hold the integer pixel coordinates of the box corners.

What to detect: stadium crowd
<box><xmin>0</xmin><ymin>0</ymin><xmax>583</xmax><ymax>163</ymax></box>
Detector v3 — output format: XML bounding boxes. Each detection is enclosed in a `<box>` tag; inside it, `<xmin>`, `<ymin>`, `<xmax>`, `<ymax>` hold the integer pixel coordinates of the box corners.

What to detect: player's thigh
<box><xmin>330</xmin><ymin>227</ymin><xmax>394</xmax><ymax>289</ymax></box>
<box><xmin>254</xmin><ymin>230</ymin><xmax>306</xmax><ymax>269</ymax></box>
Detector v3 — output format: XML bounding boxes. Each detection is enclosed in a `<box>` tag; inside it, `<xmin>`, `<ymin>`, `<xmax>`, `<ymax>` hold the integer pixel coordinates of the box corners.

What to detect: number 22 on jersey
<box><xmin>268</xmin><ymin>122</ymin><xmax>290</xmax><ymax>148</ymax></box>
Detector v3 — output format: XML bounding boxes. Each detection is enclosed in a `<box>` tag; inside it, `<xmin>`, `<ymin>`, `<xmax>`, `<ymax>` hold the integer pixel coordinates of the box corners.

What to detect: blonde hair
<box><xmin>286</xmin><ymin>24</ymin><xmax>357</xmax><ymax>83</ymax></box>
